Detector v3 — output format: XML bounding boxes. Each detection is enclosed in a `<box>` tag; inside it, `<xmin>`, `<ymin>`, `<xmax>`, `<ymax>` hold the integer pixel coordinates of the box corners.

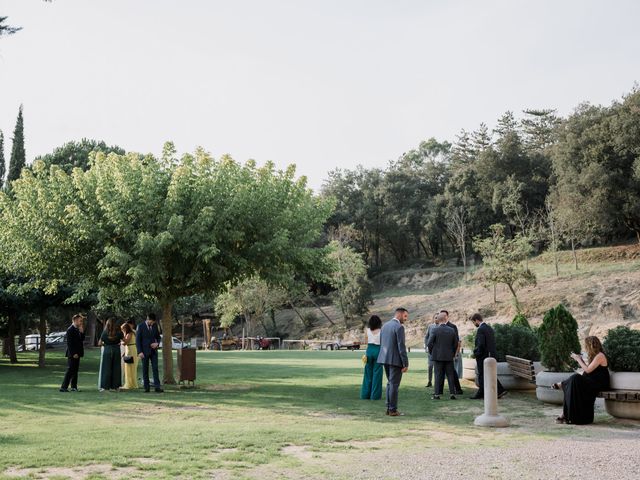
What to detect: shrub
<box><xmin>537</xmin><ymin>304</ymin><xmax>581</xmax><ymax>372</ymax></box>
<box><xmin>511</xmin><ymin>313</ymin><xmax>531</xmax><ymax>329</ymax></box>
<box><xmin>603</xmin><ymin>326</ymin><xmax>640</xmax><ymax>372</ymax></box>
<box><xmin>494</xmin><ymin>324</ymin><xmax>540</xmax><ymax>362</ymax></box>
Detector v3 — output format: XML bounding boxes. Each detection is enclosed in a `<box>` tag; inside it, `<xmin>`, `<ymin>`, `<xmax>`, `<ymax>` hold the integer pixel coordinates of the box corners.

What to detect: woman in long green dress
<box><xmin>98</xmin><ymin>318</ymin><xmax>124</xmax><ymax>391</ymax></box>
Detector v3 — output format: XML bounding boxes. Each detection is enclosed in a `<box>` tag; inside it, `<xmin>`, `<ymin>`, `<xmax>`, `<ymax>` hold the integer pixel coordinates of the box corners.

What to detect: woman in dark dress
<box><xmin>552</xmin><ymin>336</ymin><xmax>609</xmax><ymax>425</ymax></box>
<box><xmin>98</xmin><ymin>318</ymin><xmax>124</xmax><ymax>392</ymax></box>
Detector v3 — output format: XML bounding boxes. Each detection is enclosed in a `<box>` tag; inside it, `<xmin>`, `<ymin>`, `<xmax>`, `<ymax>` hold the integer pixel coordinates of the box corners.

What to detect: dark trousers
<box><xmin>475</xmin><ymin>357</ymin><xmax>505</xmax><ymax>398</ymax></box>
<box><xmin>452</xmin><ymin>366</ymin><xmax>463</xmax><ymax>393</ymax></box>
<box><xmin>383</xmin><ymin>364</ymin><xmax>403</xmax><ymax>412</ymax></box>
<box><xmin>61</xmin><ymin>357</ymin><xmax>80</xmax><ymax>389</ymax></box>
<box><xmin>142</xmin><ymin>352</ymin><xmax>161</xmax><ymax>389</ymax></box>
<box><xmin>433</xmin><ymin>360</ymin><xmax>456</xmax><ymax>395</ymax></box>
<box><xmin>426</xmin><ymin>354</ymin><xmax>434</xmax><ymax>384</ymax></box>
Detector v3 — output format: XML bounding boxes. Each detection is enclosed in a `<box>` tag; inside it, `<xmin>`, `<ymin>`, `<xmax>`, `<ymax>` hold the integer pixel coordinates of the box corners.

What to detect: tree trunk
<box><xmin>160</xmin><ymin>301</ymin><xmax>175</xmax><ymax>384</ymax></box>
<box><xmin>493</xmin><ymin>284</ymin><xmax>497</xmax><ymax>304</ymax></box>
<box><xmin>38</xmin><ymin>310</ymin><xmax>47</xmax><ymax>368</ymax></box>
<box><xmin>507</xmin><ymin>284</ymin><xmax>521</xmax><ymax>313</ymax></box>
<box><xmin>461</xmin><ymin>242</ymin><xmax>467</xmax><ymax>278</ymax></box>
<box><xmin>289</xmin><ymin>300</ymin><xmax>308</xmax><ymax>327</ymax></box>
<box><xmin>305</xmin><ymin>293</ymin><xmax>336</xmax><ymax>326</ymax></box>
<box><xmin>7</xmin><ymin>311</ymin><xmax>18</xmax><ymax>364</ymax></box>
<box><xmin>87</xmin><ymin>311</ymin><xmax>97</xmax><ymax>347</ymax></box>
<box><xmin>554</xmin><ymin>252</ymin><xmax>559</xmax><ymax>277</ymax></box>
<box><xmin>571</xmin><ymin>238</ymin><xmax>578</xmax><ymax>271</ymax></box>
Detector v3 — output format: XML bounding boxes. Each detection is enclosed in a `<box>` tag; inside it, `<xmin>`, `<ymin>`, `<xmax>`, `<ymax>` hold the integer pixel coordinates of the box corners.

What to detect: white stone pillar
<box><xmin>474</xmin><ymin>357</ymin><xmax>509</xmax><ymax>427</ymax></box>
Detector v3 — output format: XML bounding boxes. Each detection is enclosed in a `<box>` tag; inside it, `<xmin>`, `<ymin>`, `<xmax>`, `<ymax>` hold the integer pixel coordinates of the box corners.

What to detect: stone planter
<box><xmin>497</xmin><ymin>361</ymin><xmax>543</xmax><ymax>391</ymax></box>
<box><xmin>605</xmin><ymin>371</ymin><xmax>640</xmax><ymax>420</ymax></box>
<box><xmin>535</xmin><ymin>371</ymin><xmax>575</xmax><ymax>404</ymax></box>
<box><xmin>462</xmin><ymin>357</ymin><xmax>477</xmax><ymax>382</ymax></box>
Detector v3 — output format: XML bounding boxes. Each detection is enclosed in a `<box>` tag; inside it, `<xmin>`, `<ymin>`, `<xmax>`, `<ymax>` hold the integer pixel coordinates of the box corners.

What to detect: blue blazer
<box><xmin>136</xmin><ymin>322</ymin><xmax>161</xmax><ymax>357</ymax></box>
<box><xmin>377</xmin><ymin>318</ymin><xmax>409</xmax><ymax>368</ymax></box>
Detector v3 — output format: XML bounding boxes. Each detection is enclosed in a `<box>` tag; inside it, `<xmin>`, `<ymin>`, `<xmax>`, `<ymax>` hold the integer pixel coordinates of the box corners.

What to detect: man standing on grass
<box><xmin>440</xmin><ymin>309</ymin><xmax>464</xmax><ymax>395</ymax></box>
<box><xmin>427</xmin><ymin>312</ymin><xmax>458</xmax><ymax>400</ymax></box>
<box><xmin>60</xmin><ymin>314</ymin><xmax>86</xmax><ymax>392</ymax></box>
<box><xmin>470</xmin><ymin>313</ymin><xmax>506</xmax><ymax>400</ymax></box>
<box><xmin>377</xmin><ymin>307</ymin><xmax>409</xmax><ymax>416</ymax></box>
<box><xmin>136</xmin><ymin>313</ymin><xmax>164</xmax><ymax>393</ymax></box>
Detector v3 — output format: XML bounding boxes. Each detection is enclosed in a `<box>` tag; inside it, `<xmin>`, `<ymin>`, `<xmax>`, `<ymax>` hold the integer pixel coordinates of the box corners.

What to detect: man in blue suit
<box><xmin>136</xmin><ymin>313</ymin><xmax>164</xmax><ymax>393</ymax></box>
<box><xmin>377</xmin><ymin>307</ymin><xmax>409</xmax><ymax>416</ymax></box>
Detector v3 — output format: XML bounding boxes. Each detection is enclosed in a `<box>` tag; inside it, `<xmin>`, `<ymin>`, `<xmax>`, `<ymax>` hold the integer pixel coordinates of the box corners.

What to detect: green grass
<box><xmin>0</xmin><ymin>350</ymin><xmax>634</xmax><ymax>479</ymax></box>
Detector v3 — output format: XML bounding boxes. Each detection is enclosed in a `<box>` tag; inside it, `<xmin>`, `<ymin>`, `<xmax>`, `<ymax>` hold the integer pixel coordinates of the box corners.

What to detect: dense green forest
<box><xmin>322</xmin><ymin>88</ymin><xmax>640</xmax><ymax>269</ymax></box>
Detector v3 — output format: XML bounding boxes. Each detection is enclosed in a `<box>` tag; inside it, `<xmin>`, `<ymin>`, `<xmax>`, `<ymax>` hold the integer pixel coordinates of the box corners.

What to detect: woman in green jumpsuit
<box><xmin>360</xmin><ymin>315</ymin><xmax>383</xmax><ymax>400</ymax></box>
<box><xmin>98</xmin><ymin>318</ymin><xmax>124</xmax><ymax>391</ymax></box>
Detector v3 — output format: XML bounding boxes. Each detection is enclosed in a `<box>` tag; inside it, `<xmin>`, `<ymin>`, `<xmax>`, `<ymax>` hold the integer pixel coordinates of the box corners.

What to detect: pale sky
<box><xmin>1</xmin><ymin>0</ymin><xmax>639</xmax><ymax>190</ymax></box>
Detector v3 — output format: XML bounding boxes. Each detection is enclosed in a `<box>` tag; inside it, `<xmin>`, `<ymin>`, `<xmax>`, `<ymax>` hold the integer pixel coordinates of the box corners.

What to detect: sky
<box><xmin>1</xmin><ymin>0</ymin><xmax>639</xmax><ymax>191</ymax></box>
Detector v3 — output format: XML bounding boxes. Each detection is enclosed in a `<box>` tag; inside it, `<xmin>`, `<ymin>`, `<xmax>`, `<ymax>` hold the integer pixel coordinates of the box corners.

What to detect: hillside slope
<box><xmin>271</xmin><ymin>245</ymin><xmax>640</xmax><ymax>348</ymax></box>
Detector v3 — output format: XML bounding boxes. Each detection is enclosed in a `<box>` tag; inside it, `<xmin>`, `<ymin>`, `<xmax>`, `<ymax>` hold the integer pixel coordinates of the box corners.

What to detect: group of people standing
<box><xmin>360</xmin><ymin>308</ymin><xmax>506</xmax><ymax>415</ymax></box>
<box><xmin>59</xmin><ymin>313</ymin><xmax>165</xmax><ymax>394</ymax></box>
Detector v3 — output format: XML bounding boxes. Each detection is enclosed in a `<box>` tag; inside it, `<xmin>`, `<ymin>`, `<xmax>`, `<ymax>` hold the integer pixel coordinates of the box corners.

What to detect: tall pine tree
<box><xmin>0</xmin><ymin>130</ymin><xmax>5</xmax><ymax>189</ymax></box>
<box><xmin>7</xmin><ymin>105</ymin><xmax>26</xmax><ymax>186</ymax></box>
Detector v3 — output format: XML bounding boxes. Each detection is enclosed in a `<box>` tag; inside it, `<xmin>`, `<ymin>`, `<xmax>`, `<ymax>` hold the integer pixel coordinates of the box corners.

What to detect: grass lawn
<box><xmin>1</xmin><ymin>349</ymin><xmax>638</xmax><ymax>479</ymax></box>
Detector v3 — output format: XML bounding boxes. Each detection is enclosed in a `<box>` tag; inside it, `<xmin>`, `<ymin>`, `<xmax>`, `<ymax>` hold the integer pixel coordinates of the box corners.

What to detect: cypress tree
<box><xmin>0</xmin><ymin>130</ymin><xmax>5</xmax><ymax>190</ymax></box>
<box><xmin>7</xmin><ymin>105</ymin><xmax>26</xmax><ymax>186</ymax></box>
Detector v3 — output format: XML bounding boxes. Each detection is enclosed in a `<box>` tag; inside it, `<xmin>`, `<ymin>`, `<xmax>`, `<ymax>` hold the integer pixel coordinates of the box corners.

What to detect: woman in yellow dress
<box><xmin>120</xmin><ymin>321</ymin><xmax>138</xmax><ymax>389</ymax></box>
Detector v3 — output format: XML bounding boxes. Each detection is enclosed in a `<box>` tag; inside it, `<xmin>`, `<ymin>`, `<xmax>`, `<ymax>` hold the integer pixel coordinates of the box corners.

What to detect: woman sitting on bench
<box><xmin>552</xmin><ymin>336</ymin><xmax>610</xmax><ymax>425</ymax></box>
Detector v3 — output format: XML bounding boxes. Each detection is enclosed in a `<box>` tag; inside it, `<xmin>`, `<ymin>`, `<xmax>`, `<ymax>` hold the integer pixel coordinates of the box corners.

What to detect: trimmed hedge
<box><xmin>603</xmin><ymin>326</ymin><xmax>640</xmax><ymax>372</ymax></box>
<box><xmin>538</xmin><ymin>304</ymin><xmax>581</xmax><ymax>372</ymax></box>
<box><xmin>494</xmin><ymin>323</ymin><xmax>540</xmax><ymax>362</ymax></box>
<box><xmin>511</xmin><ymin>313</ymin><xmax>531</xmax><ymax>329</ymax></box>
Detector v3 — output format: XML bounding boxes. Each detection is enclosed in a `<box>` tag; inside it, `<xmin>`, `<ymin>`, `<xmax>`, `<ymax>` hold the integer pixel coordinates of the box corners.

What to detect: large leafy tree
<box><xmin>36</xmin><ymin>139</ymin><xmax>125</xmax><ymax>173</ymax></box>
<box><xmin>0</xmin><ymin>144</ymin><xmax>332</xmax><ymax>382</ymax></box>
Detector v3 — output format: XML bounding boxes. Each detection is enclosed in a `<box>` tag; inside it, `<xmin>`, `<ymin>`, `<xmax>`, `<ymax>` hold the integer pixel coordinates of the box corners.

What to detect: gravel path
<box><xmin>349</xmin><ymin>435</ymin><xmax>640</xmax><ymax>480</ymax></box>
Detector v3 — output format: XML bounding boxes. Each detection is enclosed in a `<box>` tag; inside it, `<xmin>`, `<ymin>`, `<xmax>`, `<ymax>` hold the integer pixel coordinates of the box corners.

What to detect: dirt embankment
<box><xmin>275</xmin><ymin>245</ymin><xmax>640</xmax><ymax>348</ymax></box>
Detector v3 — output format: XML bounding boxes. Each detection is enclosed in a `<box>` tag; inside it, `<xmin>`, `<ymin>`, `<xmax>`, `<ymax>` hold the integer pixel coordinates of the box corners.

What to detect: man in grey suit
<box><xmin>427</xmin><ymin>312</ymin><xmax>458</xmax><ymax>400</ymax></box>
<box><xmin>377</xmin><ymin>307</ymin><xmax>409</xmax><ymax>416</ymax></box>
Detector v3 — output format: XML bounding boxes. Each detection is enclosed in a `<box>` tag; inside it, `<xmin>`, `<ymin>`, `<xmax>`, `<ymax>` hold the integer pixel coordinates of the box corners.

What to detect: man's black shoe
<box><xmin>70</xmin><ymin>388</ymin><xmax>79</xmax><ymax>392</ymax></box>
<box><xmin>144</xmin><ymin>387</ymin><xmax>150</xmax><ymax>392</ymax></box>
<box><xmin>470</xmin><ymin>394</ymin><xmax>483</xmax><ymax>400</ymax></box>
<box><xmin>431</xmin><ymin>394</ymin><xmax>440</xmax><ymax>400</ymax></box>
<box><xmin>455</xmin><ymin>390</ymin><xmax>464</xmax><ymax>395</ymax></box>
<box><xmin>450</xmin><ymin>395</ymin><xmax>457</xmax><ymax>400</ymax></box>
<box><xmin>155</xmin><ymin>388</ymin><xmax>164</xmax><ymax>393</ymax></box>
<box><xmin>59</xmin><ymin>388</ymin><xmax>69</xmax><ymax>393</ymax></box>
<box><xmin>426</xmin><ymin>383</ymin><xmax>432</xmax><ymax>388</ymax></box>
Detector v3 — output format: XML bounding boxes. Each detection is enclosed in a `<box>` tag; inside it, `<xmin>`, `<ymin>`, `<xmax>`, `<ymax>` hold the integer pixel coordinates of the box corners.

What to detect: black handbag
<box><xmin>123</xmin><ymin>355</ymin><xmax>134</xmax><ymax>364</ymax></box>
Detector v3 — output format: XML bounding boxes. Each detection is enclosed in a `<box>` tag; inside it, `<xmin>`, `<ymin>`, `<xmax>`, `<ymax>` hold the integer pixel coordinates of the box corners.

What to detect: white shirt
<box><xmin>367</xmin><ymin>328</ymin><xmax>381</xmax><ymax>345</ymax></box>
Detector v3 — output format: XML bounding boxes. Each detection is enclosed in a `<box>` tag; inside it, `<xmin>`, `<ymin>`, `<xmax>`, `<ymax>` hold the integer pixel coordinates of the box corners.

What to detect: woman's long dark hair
<box><xmin>104</xmin><ymin>318</ymin><xmax>119</xmax><ymax>340</ymax></box>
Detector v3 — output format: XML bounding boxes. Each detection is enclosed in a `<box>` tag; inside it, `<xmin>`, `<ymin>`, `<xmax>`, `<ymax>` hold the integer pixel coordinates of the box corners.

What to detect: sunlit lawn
<box><xmin>0</xmin><ymin>349</ymin><xmax>632</xmax><ymax>479</ymax></box>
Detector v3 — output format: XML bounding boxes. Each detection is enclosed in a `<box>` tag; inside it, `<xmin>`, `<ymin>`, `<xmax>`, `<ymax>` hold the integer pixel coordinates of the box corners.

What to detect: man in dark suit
<box><xmin>377</xmin><ymin>307</ymin><xmax>409</xmax><ymax>416</ymax></box>
<box><xmin>440</xmin><ymin>309</ymin><xmax>464</xmax><ymax>395</ymax></box>
<box><xmin>470</xmin><ymin>313</ymin><xmax>506</xmax><ymax>399</ymax></box>
<box><xmin>136</xmin><ymin>313</ymin><xmax>164</xmax><ymax>393</ymax></box>
<box><xmin>60</xmin><ymin>314</ymin><xmax>86</xmax><ymax>392</ymax></box>
<box><xmin>427</xmin><ymin>312</ymin><xmax>458</xmax><ymax>399</ymax></box>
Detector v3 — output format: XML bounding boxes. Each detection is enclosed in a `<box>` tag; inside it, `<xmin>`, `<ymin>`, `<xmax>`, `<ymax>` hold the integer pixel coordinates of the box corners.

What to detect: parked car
<box><xmin>46</xmin><ymin>332</ymin><xmax>67</xmax><ymax>348</ymax></box>
<box><xmin>158</xmin><ymin>335</ymin><xmax>189</xmax><ymax>349</ymax></box>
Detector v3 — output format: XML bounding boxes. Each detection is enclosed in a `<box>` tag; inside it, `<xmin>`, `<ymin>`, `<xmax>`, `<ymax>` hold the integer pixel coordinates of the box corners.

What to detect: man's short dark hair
<box><xmin>395</xmin><ymin>307</ymin><xmax>408</xmax><ymax>313</ymax></box>
<box><xmin>470</xmin><ymin>313</ymin><xmax>483</xmax><ymax>322</ymax></box>
<box><xmin>147</xmin><ymin>313</ymin><xmax>157</xmax><ymax>322</ymax></box>
<box><xmin>440</xmin><ymin>309</ymin><xmax>449</xmax><ymax>315</ymax></box>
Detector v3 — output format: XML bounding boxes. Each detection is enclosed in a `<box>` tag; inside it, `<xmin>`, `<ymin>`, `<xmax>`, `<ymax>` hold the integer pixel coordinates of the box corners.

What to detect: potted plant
<box><xmin>602</xmin><ymin>326</ymin><xmax>640</xmax><ymax>420</ymax></box>
<box><xmin>535</xmin><ymin>304</ymin><xmax>581</xmax><ymax>404</ymax></box>
<box><xmin>494</xmin><ymin>319</ymin><xmax>541</xmax><ymax>390</ymax></box>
